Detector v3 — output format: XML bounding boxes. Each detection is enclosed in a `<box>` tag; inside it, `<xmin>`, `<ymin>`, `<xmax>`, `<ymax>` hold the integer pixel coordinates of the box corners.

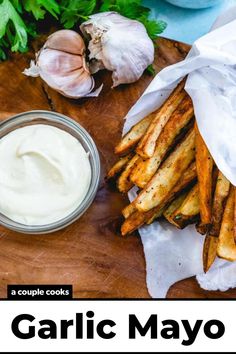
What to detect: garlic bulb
<box><xmin>80</xmin><ymin>12</ymin><xmax>155</xmax><ymax>87</ymax></box>
<box><xmin>23</xmin><ymin>30</ymin><xmax>101</xmax><ymax>98</ymax></box>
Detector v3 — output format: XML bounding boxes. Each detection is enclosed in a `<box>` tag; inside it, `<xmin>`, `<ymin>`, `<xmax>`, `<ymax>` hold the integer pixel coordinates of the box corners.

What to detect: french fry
<box><xmin>146</xmin><ymin>162</ymin><xmax>197</xmax><ymax>225</ymax></box>
<box><xmin>115</xmin><ymin>114</ymin><xmax>154</xmax><ymax>156</ymax></box>
<box><xmin>121</xmin><ymin>209</ymin><xmax>151</xmax><ymax>236</ymax></box>
<box><xmin>117</xmin><ymin>155</ymin><xmax>140</xmax><ymax>193</ymax></box>
<box><xmin>202</xmin><ymin>171</ymin><xmax>229</xmax><ymax>272</ymax></box>
<box><xmin>145</xmin><ymin>206</ymin><xmax>166</xmax><ymax>225</ymax></box>
<box><xmin>209</xmin><ymin>171</ymin><xmax>230</xmax><ymax>237</ymax></box>
<box><xmin>195</xmin><ymin>122</ymin><xmax>214</xmax><ymax>234</ymax></box>
<box><xmin>203</xmin><ymin>235</ymin><xmax>219</xmax><ymax>273</ymax></box>
<box><xmin>136</xmin><ymin>79</ymin><xmax>186</xmax><ymax>158</ymax></box>
<box><xmin>106</xmin><ymin>153</ymin><xmax>133</xmax><ymax>181</ymax></box>
<box><xmin>134</xmin><ymin>128</ymin><xmax>195</xmax><ymax>213</ymax></box>
<box><xmin>122</xmin><ymin>202</ymin><xmax>136</xmax><ymax>219</ymax></box>
<box><xmin>121</xmin><ymin>162</ymin><xmax>197</xmax><ymax>235</ymax></box>
<box><xmin>162</xmin><ymin>192</ymin><xmax>188</xmax><ymax>226</ymax></box>
<box><xmin>131</xmin><ymin>95</ymin><xmax>194</xmax><ymax>188</ymax></box>
<box><xmin>217</xmin><ymin>186</ymin><xmax>236</xmax><ymax>261</ymax></box>
<box><xmin>170</xmin><ymin>184</ymin><xmax>199</xmax><ymax>229</ymax></box>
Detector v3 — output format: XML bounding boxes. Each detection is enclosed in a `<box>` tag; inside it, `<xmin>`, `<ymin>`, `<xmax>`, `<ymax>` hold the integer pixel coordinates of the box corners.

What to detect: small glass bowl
<box><xmin>0</xmin><ymin>110</ymin><xmax>100</xmax><ymax>234</ymax></box>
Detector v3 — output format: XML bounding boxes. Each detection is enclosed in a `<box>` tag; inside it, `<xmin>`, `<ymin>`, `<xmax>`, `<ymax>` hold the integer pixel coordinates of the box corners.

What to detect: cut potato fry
<box><xmin>136</xmin><ymin>79</ymin><xmax>186</xmax><ymax>158</ymax></box>
<box><xmin>163</xmin><ymin>192</ymin><xmax>188</xmax><ymax>226</ymax></box>
<box><xmin>195</xmin><ymin>122</ymin><xmax>214</xmax><ymax>234</ymax></box>
<box><xmin>146</xmin><ymin>162</ymin><xmax>197</xmax><ymax>225</ymax></box>
<box><xmin>146</xmin><ymin>207</ymin><xmax>165</xmax><ymax>225</ymax></box>
<box><xmin>122</xmin><ymin>202</ymin><xmax>136</xmax><ymax>219</ymax></box>
<box><xmin>121</xmin><ymin>162</ymin><xmax>197</xmax><ymax>235</ymax></box>
<box><xmin>106</xmin><ymin>154</ymin><xmax>133</xmax><ymax>181</ymax></box>
<box><xmin>217</xmin><ymin>186</ymin><xmax>236</xmax><ymax>261</ymax></box>
<box><xmin>201</xmin><ymin>169</ymin><xmax>227</xmax><ymax>271</ymax></box>
<box><xmin>203</xmin><ymin>235</ymin><xmax>218</xmax><ymax>273</ymax></box>
<box><xmin>209</xmin><ymin>171</ymin><xmax>230</xmax><ymax>237</ymax></box>
<box><xmin>115</xmin><ymin>114</ymin><xmax>154</xmax><ymax>156</ymax></box>
<box><xmin>134</xmin><ymin>128</ymin><xmax>195</xmax><ymax>212</ymax></box>
<box><xmin>117</xmin><ymin>155</ymin><xmax>140</xmax><ymax>193</ymax></box>
<box><xmin>168</xmin><ymin>184</ymin><xmax>199</xmax><ymax>229</ymax></box>
<box><xmin>131</xmin><ymin>95</ymin><xmax>194</xmax><ymax>188</ymax></box>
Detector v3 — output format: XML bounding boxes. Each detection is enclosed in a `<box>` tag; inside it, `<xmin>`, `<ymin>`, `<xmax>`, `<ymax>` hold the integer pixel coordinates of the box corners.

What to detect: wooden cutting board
<box><xmin>0</xmin><ymin>36</ymin><xmax>235</xmax><ymax>299</ymax></box>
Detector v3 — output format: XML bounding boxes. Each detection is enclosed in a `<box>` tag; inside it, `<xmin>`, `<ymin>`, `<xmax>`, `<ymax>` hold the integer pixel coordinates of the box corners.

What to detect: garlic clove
<box><xmin>37</xmin><ymin>48</ymin><xmax>84</xmax><ymax>76</ymax></box>
<box><xmin>81</xmin><ymin>12</ymin><xmax>155</xmax><ymax>87</ymax></box>
<box><xmin>39</xmin><ymin>62</ymin><xmax>95</xmax><ymax>99</ymax></box>
<box><xmin>59</xmin><ymin>70</ymin><xmax>95</xmax><ymax>98</ymax></box>
<box><xmin>45</xmin><ymin>29</ymin><xmax>85</xmax><ymax>55</ymax></box>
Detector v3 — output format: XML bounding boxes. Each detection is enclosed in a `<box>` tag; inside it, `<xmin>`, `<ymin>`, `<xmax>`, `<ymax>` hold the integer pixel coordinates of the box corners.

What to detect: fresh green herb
<box><xmin>60</xmin><ymin>0</ymin><xmax>97</xmax><ymax>28</ymax></box>
<box><xmin>146</xmin><ymin>64</ymin><xmax>156</xmax><ymax>76</ymax></box>
<box><xmin>0</xmin><ymin>0</ymin><xmax>166</xmax><ymax>60</ymax></box>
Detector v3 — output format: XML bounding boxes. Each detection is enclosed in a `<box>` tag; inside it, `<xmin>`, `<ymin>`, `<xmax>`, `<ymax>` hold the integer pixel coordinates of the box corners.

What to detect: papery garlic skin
<box><xmin>23</xmin><ymin>30</ymin><xmax>96</xmax><ymax>98</ymax></box>
<box><xmin>80</xmin><ymin>12</ymin><xmax>155</xmax><ymax>87</ymax></box>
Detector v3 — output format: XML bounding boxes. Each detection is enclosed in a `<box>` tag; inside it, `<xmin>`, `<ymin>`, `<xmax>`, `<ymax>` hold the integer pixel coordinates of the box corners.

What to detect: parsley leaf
<box><xmin>141</xmin><ymin>18</ymin><xmax>167</xmax><ymax>40</ymax></box>
<box><xmin>0</xmin><ymin>0</ymin><xmax>28</xmax><ymax>52</ymax></box>
<box><xmin>22</xmin><ymin>0</ymin><xmax>60</xmax><ymax>20</ymax></box>
<box><xmin>60</xmin><ymin>0</ymin><xmax>97</xmax><ymax>28</ymax></box>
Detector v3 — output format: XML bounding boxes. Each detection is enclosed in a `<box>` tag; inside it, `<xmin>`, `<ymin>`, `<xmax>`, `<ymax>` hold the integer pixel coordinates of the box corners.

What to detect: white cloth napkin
<box><xmin>124</xmin><ymin>7</ymin><xmax>236</xmax><ymax>298</ymax></box>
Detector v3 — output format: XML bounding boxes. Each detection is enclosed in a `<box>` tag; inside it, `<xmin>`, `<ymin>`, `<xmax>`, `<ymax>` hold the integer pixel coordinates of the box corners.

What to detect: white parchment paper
<box><xmin>124</xmin><ymin>7</ymin><xmax>236</xmax><ymax>298</ymax></box>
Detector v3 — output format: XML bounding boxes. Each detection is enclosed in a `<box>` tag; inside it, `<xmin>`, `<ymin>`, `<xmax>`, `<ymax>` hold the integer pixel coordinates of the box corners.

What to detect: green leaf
<box><xmin>141</xmin><ymin>18</ymin><xmax>167</xmax><ymax>40</ymax></box>
<box><xmin>116</xmin><ymin>0</ymin><xmax>150</xmax><ymax>19</ymax></box>
<box><xmin>11</xmin><ymin>0</ymin><xmax>23</xmax><ymax>13</ymax></box>
<box><xmin>60</xmin><ymin>0</ymin><xmax>97</xmax><ymax>28</ymax></box>
<box><xmin>146</xmin><ymin>64</ymin><xmax>155</xmax><ymax>76</ymax></box>
<box><xmin>22</xmin><ymin>0</ymin><xmax>60</xmax><ymax>20</ymax></box>
<box><xmin>0</xmin><ymin>0</ymin><xmax>28</xmax><ymax>52</ymax></box>
<box><xmin>99</xmin><ymin>0</ymin><xmax>112</xmax><ymax>12</ymax></box>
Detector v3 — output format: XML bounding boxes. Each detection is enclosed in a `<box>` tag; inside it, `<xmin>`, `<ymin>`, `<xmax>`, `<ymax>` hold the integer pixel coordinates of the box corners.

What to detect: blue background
<box><xmin>145</xmin><ymin>0</ymin><xmax>236</xmax><ymax>43</ymax></box>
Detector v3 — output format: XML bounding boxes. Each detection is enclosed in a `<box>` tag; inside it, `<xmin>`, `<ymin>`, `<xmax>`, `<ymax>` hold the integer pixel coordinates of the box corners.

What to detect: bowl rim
<box><xmin>0</xmin><ymin>110</ymin><xmax>101</xmax><ymax>234</ymax></box>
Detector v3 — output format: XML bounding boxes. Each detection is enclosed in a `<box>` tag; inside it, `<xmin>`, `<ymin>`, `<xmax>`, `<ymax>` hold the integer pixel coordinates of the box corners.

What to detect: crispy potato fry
<box><xmin>146</xmin><ymin>162</ymin><xmax>197</xmax><ymax>225</ymax></box>
<box><xmin>163</xmin><ymin>192</ymin><xmax>188</xmax><ymax>225</ymax></box>
<box><xmin>134</xmin><ymin>128</ymin><xmax>195</xmax><ymax>212</ymax></box>
<box><xmin>121</xmin><ymin>162</ymin><xmax>197</xmax><ymax>235</ymax></box>
<box><xmin>117</xmin><ymin>155</ymin><xmax>140</xmax><ymax>193</ymax></box>
<box><xmin>122</xmin><ymin>202</ymin><xmax>136</xmax><ymax>219</ymax></box>
<box><xmin>146</xmin><ymin>207</ymin><xmax>165</xmax><ymax>225</ymax></box>
<box><xmin>131</xmin><ymin>96</ymin><xmax>194</xmax><ymax>188</ymax></box>
<box><xmin>217</xmin><ymin>186</ymin><xmax>236</xmax><ymax>261</ymax></box>
<box><xmin>121</xmin><ymin>209</ymin><xmax>149</xmax><ymax>236</ymax></box>
<box><xmin>195</xmin><ymin>123</ymin><xmax>214</xmax><ymax>233</ymax></box>
<box><xmin>136</xmin><ymin>79</ymin><xmax>186</xmax><ymax>158</ymax></box>
<box><xmin>203</xmin><ymin>235</ymin><xmax>218</xmax><ymax>273</ymax></box>
<box><xmin>106</xmin><ymin>153</ymin><xmax>133</xmax><ymax>181</ymax></box>
<box><xmin>115</xmin><ymin>114</ymin><xmax>154</xmax><ymax>156</ymax></box>
<box><xmin>201</xmin><ymin>169</ymin><xmax>227</xmax><ymax>271</ymax></box>
<box><xmin>170</xmin><ymin>184</ymin><xmax>199</xmax><ymax>229</ymax></box>
<box><xmin>209</xmin><ymin>171</ymin><xmax>230</xmax><ymax>237</ymax></box>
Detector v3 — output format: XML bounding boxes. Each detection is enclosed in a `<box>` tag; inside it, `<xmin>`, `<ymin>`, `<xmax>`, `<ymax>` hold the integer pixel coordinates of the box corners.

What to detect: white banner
<box><xmin>0</xmin><ymin>300</ymin><xmax>234</xmax><ymax>352</ymax></box>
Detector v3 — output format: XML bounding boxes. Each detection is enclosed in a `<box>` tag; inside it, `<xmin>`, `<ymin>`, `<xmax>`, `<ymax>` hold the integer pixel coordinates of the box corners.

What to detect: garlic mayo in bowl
<box><xmin>0</xmin><ymin>111</ymin><xmax>100</xmax><ymax>234</ymax></box>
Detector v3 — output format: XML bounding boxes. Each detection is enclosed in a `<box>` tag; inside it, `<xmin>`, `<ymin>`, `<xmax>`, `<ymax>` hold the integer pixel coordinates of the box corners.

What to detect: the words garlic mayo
<box><xmin>0</xmin><ymin>124</ymin><xmax>91</xmax><ymax>225</ymax></box>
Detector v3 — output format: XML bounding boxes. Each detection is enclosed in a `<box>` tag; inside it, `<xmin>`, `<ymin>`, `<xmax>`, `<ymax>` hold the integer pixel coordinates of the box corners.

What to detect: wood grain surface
<box><xmin>0</xmin><ymin>36</ymin><xmax>235</xmax><ymax>299</ymax></box>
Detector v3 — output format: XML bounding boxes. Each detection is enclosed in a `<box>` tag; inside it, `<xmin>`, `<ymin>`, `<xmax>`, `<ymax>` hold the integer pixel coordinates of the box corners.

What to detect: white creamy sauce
<box><xmin>0</xmin><ymin>124</ymin><xmax>91</xmax><ymax>225</ymax></box>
